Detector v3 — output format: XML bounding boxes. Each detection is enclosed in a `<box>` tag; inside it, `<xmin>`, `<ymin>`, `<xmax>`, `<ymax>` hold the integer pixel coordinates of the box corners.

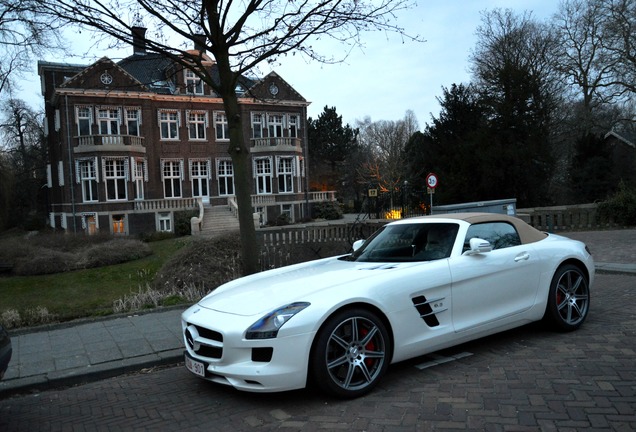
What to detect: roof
<box><xmin>390</xmin><ymin>212</ymin><xmax>548</xmax><ymax>245</ymax></box>
<box><xmin>117</xmin><ymin>53</ymin><xmax>175</xmax><ymax>94</ymax></box>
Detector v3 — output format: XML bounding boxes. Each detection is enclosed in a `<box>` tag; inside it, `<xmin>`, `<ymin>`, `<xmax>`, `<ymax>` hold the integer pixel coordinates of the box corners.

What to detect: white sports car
<box><xmin>182</xmin><ymin>213</ymin><xmax>593</xmax><ymax>398</ymax></box>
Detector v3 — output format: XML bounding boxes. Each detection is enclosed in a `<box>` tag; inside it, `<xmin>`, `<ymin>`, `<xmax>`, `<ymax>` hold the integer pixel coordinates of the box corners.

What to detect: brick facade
<box><xmin>38</xmin><ymin>40</ymin><xmax>311</xmax><ymax>236</ymax></box>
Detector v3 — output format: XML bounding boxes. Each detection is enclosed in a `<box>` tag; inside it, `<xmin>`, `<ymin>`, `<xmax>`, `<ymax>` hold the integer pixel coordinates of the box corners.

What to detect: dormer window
<box><xmin>185</xmin><ymin>69</ymin><xmax>204</xmax><ymax>95</ymax></box>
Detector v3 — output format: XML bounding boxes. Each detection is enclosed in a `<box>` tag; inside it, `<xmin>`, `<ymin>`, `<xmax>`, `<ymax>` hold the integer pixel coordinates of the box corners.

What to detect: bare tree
<box><xmin>26</xmin><ymin>0</ymin><xmax>419</xmax><ymax>275</ymax></box>
<box><xmin>550</xmin><ymin>0</ymin><xmax>636</xmax><ymax>140</ymax></box>
<box><xmin>599</xmin><ymin>0</ymin><xmax>636</xmax><ymax>96</ymax></box>
<box><xmin>0</xmin><ymin>0</ymin><xmax>65</xmax><ymax>97</ymax></box>
<box><xmin>356</xmin><ymin>110</ymin><xmax>418</xmax><ymax>194</ymax></box>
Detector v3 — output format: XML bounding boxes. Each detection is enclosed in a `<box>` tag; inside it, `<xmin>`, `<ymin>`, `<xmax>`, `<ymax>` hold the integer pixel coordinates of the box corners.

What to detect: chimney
<box><xmin>132</xmin><ymin>26</ymin><xmax>147</xmax><ymax>55</ymax></box>
<box><xmin>193</xmin><ymin>34</ymin><xmax>206</xmax><ymax>53</ymax></box>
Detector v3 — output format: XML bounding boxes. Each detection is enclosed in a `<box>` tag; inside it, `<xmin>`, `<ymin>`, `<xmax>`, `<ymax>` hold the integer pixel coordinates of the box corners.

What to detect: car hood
<box><xmin>197</xmin><ymin>257</ymin><xmax>406</xmax><ymax>316</ymax></box>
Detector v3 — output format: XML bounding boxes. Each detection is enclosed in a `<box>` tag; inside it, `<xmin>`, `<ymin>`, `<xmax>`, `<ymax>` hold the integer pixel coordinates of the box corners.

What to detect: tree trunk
<box><xmin>220</xmin><ymin>87</ymin><xmax>259</xmax><ymax>275</ymax></box>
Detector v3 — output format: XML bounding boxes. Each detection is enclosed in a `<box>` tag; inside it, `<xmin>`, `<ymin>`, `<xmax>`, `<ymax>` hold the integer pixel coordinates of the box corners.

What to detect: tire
<box><xmin>311</xmin><ymin>308</ymin><xmax>391</xmax><ymax>398</ymax></box>
<box><xmin>544</xmin><ymin>264</ymin><xmax>590</xmax><ymax>332</ymax></box>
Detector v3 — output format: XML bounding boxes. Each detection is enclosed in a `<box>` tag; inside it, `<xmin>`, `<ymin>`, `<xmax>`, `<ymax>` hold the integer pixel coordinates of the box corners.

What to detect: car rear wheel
<box><xmin>544</xmin><ymin>264</ymin><xmax>590</xmax><ymax>331</ymax></box>
<box><xmin>311</xmin><ymin>308</ymin><xmax>390</xmax><ymax>398</ymax></box>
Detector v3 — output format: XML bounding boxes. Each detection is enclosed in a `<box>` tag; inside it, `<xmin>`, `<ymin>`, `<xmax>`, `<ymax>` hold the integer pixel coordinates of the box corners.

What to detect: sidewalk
<box><xmin>0</xmin><ymin>308</ymin><xmax>186</xmax><ymax>398</ymax></box>
<box><xmin>1</xmin><ymin>229</ymin><xmax>635</xmax><ymax>399</ymax></box>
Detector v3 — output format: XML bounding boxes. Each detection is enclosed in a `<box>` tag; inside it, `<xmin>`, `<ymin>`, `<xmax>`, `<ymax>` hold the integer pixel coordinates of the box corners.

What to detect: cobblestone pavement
<box><xmin>561</xmin><ymin>229</ymin><xmax>636</xmax><ymax>266</ymax></box>
<box><xmin>0</xmin><ymin>272</ymin><xmax>634</xmax><ymax>431</ymax></box>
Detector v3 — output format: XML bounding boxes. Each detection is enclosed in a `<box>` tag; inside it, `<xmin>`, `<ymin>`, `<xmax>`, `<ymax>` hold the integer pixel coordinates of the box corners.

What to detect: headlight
<box><xmin>245</xmin><ymin>302</ymin><xmax>310</xmax><ymax>340</ymax></box>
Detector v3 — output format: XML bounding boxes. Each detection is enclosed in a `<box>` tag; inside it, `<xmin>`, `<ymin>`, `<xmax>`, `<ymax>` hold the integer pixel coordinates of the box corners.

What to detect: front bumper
<box><xmin>181</xmin><ymin>305</ymin><xmax>315</xmax><ymax>393</ymax></box>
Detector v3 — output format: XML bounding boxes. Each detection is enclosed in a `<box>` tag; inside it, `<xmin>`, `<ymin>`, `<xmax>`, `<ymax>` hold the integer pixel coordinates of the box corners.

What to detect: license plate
<box><xmin>185</xmin><ymin>353</ymin><xmax>206</xmax><ymax>377</ymax></box>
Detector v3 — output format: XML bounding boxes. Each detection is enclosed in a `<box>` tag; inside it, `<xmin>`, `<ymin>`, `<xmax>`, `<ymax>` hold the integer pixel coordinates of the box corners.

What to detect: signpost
<box><xmin>426</xmin><ymin>173</ymin><xmax>438</xmax><ymax>214</ymax></box>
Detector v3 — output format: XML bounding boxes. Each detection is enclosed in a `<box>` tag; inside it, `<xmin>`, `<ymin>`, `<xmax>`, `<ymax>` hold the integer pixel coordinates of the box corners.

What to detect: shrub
<box><xmin>77</xmin><ymin>239</ymin><xmax>152</xmax><ymax>269</ymax></box>
<box><xmin>174</xmin><ymin>210</ymin><xmax>198</xmax><ymax>237</ymax></box>
<box><xmin>152</xmin><ymin>232</ymin><xmax>242</xmax><ymax>293</ymax></box>
<box><xmin>1</xmin><ymin>232</ymin><xmax>154</xmax><ymax>276</ymax></box>
<box><xmin>598</xmin><ymin>182</ymin><xmax>636</xmax><ymax>226</ymax></box>
<box><xmin>13</xmin><ymin>248</ymin><xmax>76</xmax><ymax>275</ymax></box>
<box><xmin>312</xmin><ymin>201</ymin><xmax>343</xmax><ymax>220</ymax></box>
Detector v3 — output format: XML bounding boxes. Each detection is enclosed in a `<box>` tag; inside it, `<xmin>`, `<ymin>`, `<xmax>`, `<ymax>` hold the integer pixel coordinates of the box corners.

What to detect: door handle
<box><xmin>514</xmin><ymin>252</ymin><xmax>530</xmax><ymax>262</ymax></box>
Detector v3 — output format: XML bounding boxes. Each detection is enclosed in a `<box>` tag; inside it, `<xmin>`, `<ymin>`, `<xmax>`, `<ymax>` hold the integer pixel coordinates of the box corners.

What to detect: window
<box><xmin>217</xmin><ymin>159</ymin><xmax>234</xmax><ymax>196</ymax></box>
<box><xmin>281</xmin><ymin>204</ymin><xmax>293</xmax><ymax>222</ymax></box>
<box><xmin>215</xmin><ymin>112</ymin><xmax>229</xmax><ymax>140</ymax></box>
<box><xmin>104</xmin><ymin>159</ymin><xmax>127</xmax><ymax>201</ymax></box>
<box><xmin>98</xmin><ymin>108</ymin><xmax>120</xmax><ymax>135</ymax></box>
<box><xmin>112</xmin><ymin>215</ymin><xmax>125</xmax><ymax>235</ymax></box>
<box><xmin>159</xmin><ymin>110</ymin><xmax>179</xmax><ymax>140</ymax></box>
<box><xmin>158</xmin><ymin>212</ymin><xmax>172</xmax><ymax>232</ymax></box>
<box><xmin>277</xmin><ymin>157</ymin><xmax>294</xmax><ymax>193</ymax></box>
<box><xmin>268</xmin><ymin>114</ymin><xmax>284</xmax><ymax>137</ymax></box>
<box><xmin>190</xmin><ymin>160</ymin><xmax>209</xmax><ymax>198</ymax></box>
<box><xmin>255</xmin><ymin>158</ymin><xmax>272</xmax><ymax>194</ymax></box>
<box><xmin>83</xmin><ymin>214</ymin><xmax>98</xmax><ymax>235</ymax></box>
<box><xmin>185</xmin><ymin>69</ymin><xmax>204</xmax><ymax>95</ymax></box>
<box><xmin>133</xmin><ymin>158</ymin><xmax>145</xmax><ymax>200</ymax></box>
<box><xmin>162</xmin><ymin>160</ymin><xmax>182</xmax><ymax>198</ymax></box>
<box><xmin>251</xmin><ymin>113</ymin><xmax>264</xmax><ymax>139</ymax></box>
<box><xmin>464</xmin><ymin>222</ymin><xmax>521</xmax><ymax>251</ymax></box>
<box><xmin>188</xmin><ymin>111</ymin><xmax>207</xmax><ymax>140</ymax></box>
<box><xmin>77</xmin><ymin>107</ymin><xmax>92</xmax><ymax>136</ymax></box>
<box><xmin>79</xmin><ymin>159</ymin><xmax>98</xmax><ymax>202</ymax></box>
<box><xmin>288</xmin><ymin>115</ymin><xmax>299</xmax><ymax>138</ymax></box>
<box><xmin>126</xmin><ymin>108</ymin><xmax>141</xmax><ymax>136</ymax></box>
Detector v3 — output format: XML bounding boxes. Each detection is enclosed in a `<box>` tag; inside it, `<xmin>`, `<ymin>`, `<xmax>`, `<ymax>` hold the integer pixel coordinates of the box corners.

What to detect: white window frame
<box><xmin>158</xmin><ymin>212</ymin><xmax>173</xmax><ymax>232</ymax></box>
<box><xmin>215</xmin><ymin>111</ymin><xmax>229</xmax><ymax>141</ymax></box>
<box><xmin>78</xmin><ymin>158</ymin><xmax>99</xmax><ymax>202</ymax></box>
<box><xmin>76</xmin><ymin>106</ymin><xmax>92</xmax><ymax>136</ymax></box>
<box><xmin>268</xmin><ymin>114</ymin><xmax>284</xmax><ymax>138</ymax></box>
<box><xmin>81</xmin><ymin>213</ymin><xmax>99</xmax><ymax>235</ymax></box>
<box><xmin>103</xmin><ymin>158</ymin><xmax>128</xmax><ymax>201</ymax></box>
<box><xmin>277</xmin><ymin>156</ymin><xmax>294</xmax><ymax>193</ymax></box>
<box><xmin>111</xmin><ymin>214</ymin><xmax>127</xmax><ymax>235</ymax></box>
<box><xmin>254</xmin><ymin>157</ymin><xmax>272</xmax><ymax>195</ymax></box>
<box><xmin>251</xmin><ymin>112</ymin><xmax>264</xmax><ymax>139</ymax></box>
<box><xmin>288</xmin><ymin>115</ymin><xmax>299</xmax><ymax>138</ymax></box>
<box><xmin>131</xmin><ymin>157</ymin><xmax>147</xmax><ymax>200</ymax></box>
<box><xmin>217</xmin><ymin>159</ymin><xmax>234</xmax><ymax>196</ymax></box>
<box><xmin>185</xmin><ymin>69</ymin><xmax>204</xmax><ymax>95</ymax></box>
<box><xmin>125</xmin><ymin>107</ymin><xmax>141</xmax><ymax>136</ymax></box>
<box><xmin>187</xmin><ymin>110</ymin><xmax>208</xmax><ymax>140</ymax></box>
<box><xmin>162</xmin><ymin>159</ymin><xmax>183</xmax><ymax>198</ymax></box>
<box><xmin>281</xmin><ymin>203</ymin><xmax>294</xmax><ymax>223</ymax></box>
<box><xmin>189</xmin><ymin>159</ymin><xmax>210</xmax><ymax>198</ymax></box>
<box><xmin>159</xmin><ymin>110</ymin><xmax>180</xmax><ymax>140</ymax></box>
<box><xmin>97</xmin><ymin>107</ymin><xmax>120</xmax><ymax>135</ymax></box>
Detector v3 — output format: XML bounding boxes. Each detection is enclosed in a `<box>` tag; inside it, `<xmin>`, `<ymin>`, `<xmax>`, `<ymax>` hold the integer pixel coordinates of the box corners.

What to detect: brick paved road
<box><xmin>1</xmin><ymin>273</ymin><xmax>634</xmax><ymax>431</ymax></box>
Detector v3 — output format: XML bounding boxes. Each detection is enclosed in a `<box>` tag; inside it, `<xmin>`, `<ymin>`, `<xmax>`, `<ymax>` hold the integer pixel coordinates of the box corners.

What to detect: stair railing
<box><xmin>190</xmin><ymin>197</ymin><xmax>204</xmax><ymax>235</ymax></box>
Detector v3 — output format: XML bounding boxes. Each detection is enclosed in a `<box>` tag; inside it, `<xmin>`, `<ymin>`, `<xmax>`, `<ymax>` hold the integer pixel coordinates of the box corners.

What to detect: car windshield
<box><xmin>343</xmin><ymin>222</ymin><xmax>460</xmax><ymax>263</ymax></box>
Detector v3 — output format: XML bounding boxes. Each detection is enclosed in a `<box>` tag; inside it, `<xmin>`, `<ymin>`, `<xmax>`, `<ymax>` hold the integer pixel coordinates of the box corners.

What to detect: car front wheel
<box><xmin>544</xmin><ymin>264</ymin><xmax>590</xmax><ymax>331</ymax></box>
<box><xmin>311</xmin><ymin>308</ymin><xmax>391</xmax><ymax>398</ymax></box>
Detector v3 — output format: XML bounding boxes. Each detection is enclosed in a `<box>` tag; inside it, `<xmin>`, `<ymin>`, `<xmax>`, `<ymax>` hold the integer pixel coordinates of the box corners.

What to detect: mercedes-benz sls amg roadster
<box><xmin>182</xmin><ymin>213</ymin><xmax>593</xmax><ymax>398</ymax></box>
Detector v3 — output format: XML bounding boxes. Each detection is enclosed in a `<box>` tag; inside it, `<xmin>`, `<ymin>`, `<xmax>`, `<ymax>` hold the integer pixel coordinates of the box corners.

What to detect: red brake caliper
<box><xmin>360</xmin><ymin>327</ymin><xmax>375</xmax><ymax>367</ymax></box>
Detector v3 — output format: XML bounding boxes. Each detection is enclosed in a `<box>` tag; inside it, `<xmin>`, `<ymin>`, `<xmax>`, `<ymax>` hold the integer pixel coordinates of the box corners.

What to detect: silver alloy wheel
<box><xmin>555</xmin><ymin>268</ymin><xmax>589</xmax><ymax>326</ymax></box>
<box><xmin>324</xmin><ymin>316</ymin><xmax>387</xmax><ymax>391</ymax></box>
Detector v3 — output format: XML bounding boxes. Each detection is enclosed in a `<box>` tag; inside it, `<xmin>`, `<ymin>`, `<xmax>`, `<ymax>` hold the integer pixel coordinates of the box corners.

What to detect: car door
<box><xmin>449</xmin><ymin>222</ymin><xmax>543</xmax><ymax>333</ymax></box>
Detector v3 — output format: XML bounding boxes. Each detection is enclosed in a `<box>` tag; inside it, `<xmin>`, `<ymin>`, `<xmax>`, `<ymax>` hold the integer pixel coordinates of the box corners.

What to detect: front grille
<box><xmin>186</xmin><ymin>322</ymin><xmax>224</xmax><ymax>359</ymax></box>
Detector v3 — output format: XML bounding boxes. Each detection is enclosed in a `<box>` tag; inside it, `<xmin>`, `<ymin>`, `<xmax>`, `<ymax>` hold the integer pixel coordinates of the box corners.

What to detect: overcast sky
<box><xmin>20</xmin><ymin>0</ymin><xmax>559</xmax><ymax>129</ymax></box>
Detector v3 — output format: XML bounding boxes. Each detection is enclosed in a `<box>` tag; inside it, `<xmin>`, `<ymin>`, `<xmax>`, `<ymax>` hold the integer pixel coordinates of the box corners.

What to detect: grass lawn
<box><xmin>0</xmin><ymin>237</ymin><xmax>190</xmax><ymax>322</ymax></box>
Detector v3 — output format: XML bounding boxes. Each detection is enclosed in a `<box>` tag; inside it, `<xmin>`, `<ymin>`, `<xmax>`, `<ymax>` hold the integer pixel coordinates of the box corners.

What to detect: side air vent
<box><xmin>412</xmin><ymin>295</ymin><xmax>447</xmax><ymax>327</ymax></box>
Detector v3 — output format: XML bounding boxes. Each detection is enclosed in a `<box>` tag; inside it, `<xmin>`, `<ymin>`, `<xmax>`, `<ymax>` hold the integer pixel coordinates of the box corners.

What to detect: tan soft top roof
<box><xmin>406</xmin><ymin>212</ymin><xmax>548</xmax><ymax>245</ymax></box>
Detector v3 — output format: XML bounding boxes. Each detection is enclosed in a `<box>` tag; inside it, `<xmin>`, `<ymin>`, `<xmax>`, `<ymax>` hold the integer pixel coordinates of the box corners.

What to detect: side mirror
<box><xmin>463</xmin><ymin>238</ymin><xmax>493</xmax><ymax>255</ymax></box>
<box><xmin>352</xmin><ymin>239</ymin><xmax>365</xmax><ymax>251</ymax></box>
